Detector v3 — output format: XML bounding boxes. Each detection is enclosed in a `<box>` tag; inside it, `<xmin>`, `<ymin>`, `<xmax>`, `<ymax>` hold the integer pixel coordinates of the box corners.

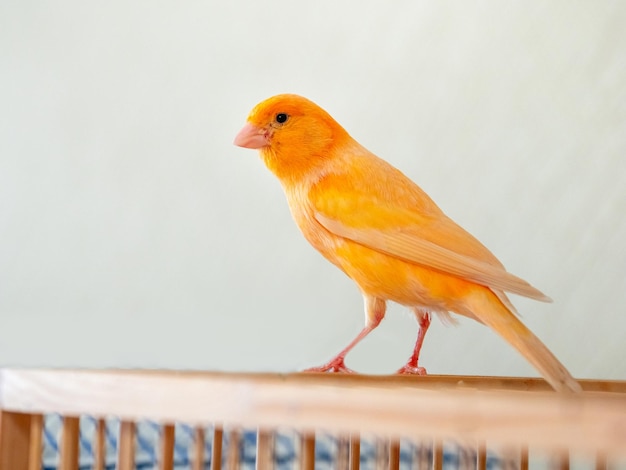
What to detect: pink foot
<box><xmin>396</xmin><ymin>364</ymin><xmax>428</xmax><ymax>375</ymax></box>
<box><xmin>304</xmin><ymin>356</ymin><xmax>355</xmax><ymax>373</ymax></box>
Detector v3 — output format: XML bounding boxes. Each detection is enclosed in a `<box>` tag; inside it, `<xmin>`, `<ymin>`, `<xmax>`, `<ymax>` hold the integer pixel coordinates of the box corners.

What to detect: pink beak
<box><xmin>233</xmin><ymin>123</ymin><xmax>269</xmax><ymax>149</ymax></box>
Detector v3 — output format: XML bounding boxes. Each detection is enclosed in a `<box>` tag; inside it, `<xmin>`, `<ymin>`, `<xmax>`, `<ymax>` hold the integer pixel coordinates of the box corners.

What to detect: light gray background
<box><xmin>1</xmin><ymin>2</ymin><xmax>624</xmax><ymax>381</ymax></box>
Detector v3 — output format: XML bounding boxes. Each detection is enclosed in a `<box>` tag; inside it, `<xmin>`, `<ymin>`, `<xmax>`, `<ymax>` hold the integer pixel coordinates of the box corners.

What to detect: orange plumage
<box><xmin>234</xmin><ymin>94</ymin><xmax>580</xmax><ymax>393</ymax></box>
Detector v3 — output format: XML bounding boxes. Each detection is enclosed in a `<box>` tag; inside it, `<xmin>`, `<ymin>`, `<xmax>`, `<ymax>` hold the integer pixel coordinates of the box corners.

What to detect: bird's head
<box><xmin>234</xmin><ymin>94</ymin><xmax>350</xmax><ymax>183</ymax></box>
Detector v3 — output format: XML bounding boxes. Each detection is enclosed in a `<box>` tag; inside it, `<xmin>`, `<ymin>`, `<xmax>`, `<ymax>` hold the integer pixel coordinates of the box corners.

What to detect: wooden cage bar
<box><xmin>93</xmin><ymin>418</ymin><xmax>106</xmax><ymax>470</ymax></box>
<box><xmin>0</xmin><ymin>369</ymin><xmax>625</xmax><ymax>469</ymax></box>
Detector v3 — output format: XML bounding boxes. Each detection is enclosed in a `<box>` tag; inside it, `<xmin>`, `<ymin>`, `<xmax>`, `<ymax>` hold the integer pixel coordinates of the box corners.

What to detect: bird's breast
<box><xmin>283</xmin><ymin>184</ymin><xmax>346</xmax><ymax>270</ymax></box>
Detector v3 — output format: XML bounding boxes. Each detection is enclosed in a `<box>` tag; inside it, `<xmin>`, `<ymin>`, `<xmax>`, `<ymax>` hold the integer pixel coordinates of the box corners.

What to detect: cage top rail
<box><xmin>1</xmin><ymin>369</ymin><xmax>625</xmax><ymax>455</ymax></box>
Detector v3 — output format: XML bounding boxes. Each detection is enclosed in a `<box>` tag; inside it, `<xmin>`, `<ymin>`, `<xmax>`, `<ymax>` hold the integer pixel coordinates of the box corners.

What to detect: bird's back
<box><xmin>307</xmin><ymin>141</ymin><xmax>507</xmax><ymax>272</ymax></box>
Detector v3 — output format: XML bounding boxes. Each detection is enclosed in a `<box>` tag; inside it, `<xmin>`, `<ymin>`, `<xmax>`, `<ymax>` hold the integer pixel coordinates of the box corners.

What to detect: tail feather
<box><xmin>467</xmin><ymin>290</ymin><xmax>581</xmax><ymax>393</ymax></box>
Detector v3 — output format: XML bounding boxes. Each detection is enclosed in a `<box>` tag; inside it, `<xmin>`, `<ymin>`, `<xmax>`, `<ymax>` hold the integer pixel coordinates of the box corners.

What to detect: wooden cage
<box><xmin>0</xmin><ymin>369</ymin><xmax>625</xmax><ymax>469</ymax></box>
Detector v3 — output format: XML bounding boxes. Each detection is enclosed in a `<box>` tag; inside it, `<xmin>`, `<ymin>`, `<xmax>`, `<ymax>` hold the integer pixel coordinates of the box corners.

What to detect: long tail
<box><xmin>466</xmin><ymin>289</ymin><xmax>581</xmax><ymax>393</ymax></box>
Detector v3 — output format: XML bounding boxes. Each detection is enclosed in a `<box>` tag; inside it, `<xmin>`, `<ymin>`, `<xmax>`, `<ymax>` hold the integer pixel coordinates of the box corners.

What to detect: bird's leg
<box><xmin>304</xmin><ymin>296</ymin><xmax>386</xmax><ymax>373</ymax></box>
<box><xmin>304</xmin><ymin>324</ymin><xmax>375</xmax><ymax>373</ymax></box>
<box><xmin>397</xmin><ymin>309</ymin><xmax>431</xmax><ymax>375</ymax></box>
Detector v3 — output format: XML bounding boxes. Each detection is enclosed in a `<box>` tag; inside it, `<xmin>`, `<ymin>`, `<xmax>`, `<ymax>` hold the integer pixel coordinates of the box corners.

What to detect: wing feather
<box><xmin>308</xmin><ymin>150</ymin><xmax>550</xmax><ymax>302</ymax></box>
<box><xmin>315</xmin><ymin>212</ymin><xmax>551</xmax><ymax>302</ymax></box>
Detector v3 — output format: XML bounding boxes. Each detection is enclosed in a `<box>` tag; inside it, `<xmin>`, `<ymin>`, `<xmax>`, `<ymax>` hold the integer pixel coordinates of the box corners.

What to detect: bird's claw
<box><xmin>396</xmin><ymin>364</ymin><xmax>428</xmax><ymax>375</ymax></box>
<box><xmin>304</xmin><ymin>357</ymin><xmax>355</xmax><ymax>374</ymax></box>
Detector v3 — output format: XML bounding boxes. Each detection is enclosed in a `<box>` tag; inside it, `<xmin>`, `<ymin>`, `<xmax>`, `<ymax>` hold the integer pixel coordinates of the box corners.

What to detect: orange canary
<box><xmin>234</xmin><ymin>94</ymin><xmax>580</xmax><ymax>393</ymax></box>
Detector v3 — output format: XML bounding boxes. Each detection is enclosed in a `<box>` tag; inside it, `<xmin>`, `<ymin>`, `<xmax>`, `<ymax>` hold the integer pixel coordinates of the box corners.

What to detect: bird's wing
<box><xmin>311</xmin><ymin>176</ymin><xmax>550</xmax><ymax>302</ymax></box>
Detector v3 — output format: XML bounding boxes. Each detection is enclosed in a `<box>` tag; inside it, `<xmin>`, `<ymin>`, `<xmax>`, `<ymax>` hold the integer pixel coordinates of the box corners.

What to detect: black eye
<box><xmin>275</xmin><ymin>113</ymin><xmax>288</xmax><ymax>124</ymax></box>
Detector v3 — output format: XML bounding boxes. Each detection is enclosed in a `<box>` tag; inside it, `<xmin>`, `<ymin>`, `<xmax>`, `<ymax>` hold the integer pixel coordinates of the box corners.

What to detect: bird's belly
<box><xmin>333</xmin><ymin>240</ymin><xmax>475</xmax><ymax>310</ymax></box>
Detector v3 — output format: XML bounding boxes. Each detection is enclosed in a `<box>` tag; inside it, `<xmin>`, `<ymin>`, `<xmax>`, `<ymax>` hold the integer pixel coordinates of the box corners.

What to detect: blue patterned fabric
<box><xmin>42</xmin><ymin>415</ymin><xmax>512</xmax><ymax>469</ymax></box>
